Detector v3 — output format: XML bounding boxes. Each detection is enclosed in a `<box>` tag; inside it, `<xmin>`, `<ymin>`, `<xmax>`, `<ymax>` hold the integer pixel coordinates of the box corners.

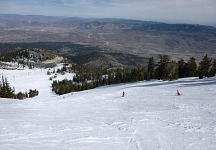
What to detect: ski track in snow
<box><xmin>0</xmin><ymin>68</ymin><xmax>216</xmax><ymax>150</ymax></box>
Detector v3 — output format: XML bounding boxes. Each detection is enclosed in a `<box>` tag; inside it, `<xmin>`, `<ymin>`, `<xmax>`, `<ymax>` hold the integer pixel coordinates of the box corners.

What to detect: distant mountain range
<box><xmin>0</xmin><ymin>14</ymin><xmax>216</xmax><ymax>68</ymax></box>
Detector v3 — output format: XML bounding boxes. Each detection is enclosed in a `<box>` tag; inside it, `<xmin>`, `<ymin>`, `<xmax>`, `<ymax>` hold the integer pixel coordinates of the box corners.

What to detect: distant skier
<box><xmin>177</xmin><ymin>90</ymin><xmax>181</xmax><ymax>96</ymax></box>
<box><xmin>122</xmin><ymin>91</ymin><xmax>125</xmax><ymax>97</ymax></box>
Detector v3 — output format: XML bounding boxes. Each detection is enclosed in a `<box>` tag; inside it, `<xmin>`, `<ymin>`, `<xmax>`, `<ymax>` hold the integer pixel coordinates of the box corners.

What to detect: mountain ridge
<box><xmin>0</xmin><ymin>14</ymin><xmax>215</xmax><ymax>66</ymax></box>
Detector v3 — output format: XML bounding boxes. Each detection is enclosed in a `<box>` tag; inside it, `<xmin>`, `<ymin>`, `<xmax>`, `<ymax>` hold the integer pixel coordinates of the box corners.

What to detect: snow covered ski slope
<box><xmin>0</xmin><ymin>68</ymin><xmax>216</xmax><ymax>150</ymax></box>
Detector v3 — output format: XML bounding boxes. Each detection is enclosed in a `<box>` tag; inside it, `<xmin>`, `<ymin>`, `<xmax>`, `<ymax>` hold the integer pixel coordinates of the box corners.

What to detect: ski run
<box><xmin>0</xmin><ymin>66</ymin><xmax>216</xmax><ymax>150</ymax></box>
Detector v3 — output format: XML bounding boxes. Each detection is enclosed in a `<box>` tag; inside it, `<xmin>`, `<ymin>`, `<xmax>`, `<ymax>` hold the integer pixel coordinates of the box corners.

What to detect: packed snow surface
<box><xmin>0</xmin><ymin>68</ymin><xmax>216</xmax><ymax>150</ymax></box>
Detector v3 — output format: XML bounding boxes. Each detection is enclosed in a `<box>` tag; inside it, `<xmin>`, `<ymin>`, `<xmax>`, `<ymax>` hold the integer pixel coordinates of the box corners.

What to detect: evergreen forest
<box><xmin>52</xmin><ymin>54</ymin><xmax>216</xmax><ymax>95</ymax></box>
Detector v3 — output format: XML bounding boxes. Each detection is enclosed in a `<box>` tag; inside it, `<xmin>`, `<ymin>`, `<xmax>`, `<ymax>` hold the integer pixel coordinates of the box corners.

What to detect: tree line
<box><xmin>0</xmin><ymin>76</ymin><xmax>39</xmax><ymax>100</ymax></box>
<box><xmin>52</xmin><ymin>54</ymin><xmax>216</xmax><ymax>95</ymax></box>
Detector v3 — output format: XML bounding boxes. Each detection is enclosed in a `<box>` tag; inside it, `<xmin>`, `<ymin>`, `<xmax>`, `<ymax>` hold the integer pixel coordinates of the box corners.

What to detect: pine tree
<box><xmin>168</xmin><ymin>61</ymin><xmax>179</xmax><ymax>80</ymax></box>
<box><xmin>155</xmin><ymin>54</ymin><xmax>171</xmax><ymax>80</ymax></box>
<box><xmin>178</xmin><ymin>59</ymin><xmax>186</xmax><ymax>78</ymax></box>
<box><xmin>188</xmin><ymin>57</ymin><xmax>197</xmax><ymax>77</ymax></box>
<box><xmin>147</xmin><ymin>57</ymin><xmax>155</xmax><ymax>80</ymax></box>
<box><xmin>0</xmin><ymin>76</ymin><xmax>15</xmax><ymax>98</ymax></box>
<box><xmin>198</xmin><ymin>54</ymin><xmax>212</xmax><ymax>79</ymax></box>
<box><xmin>102</xmin><ymin>75</ymin><xmax>108</xmax><ymax>85</ymax></box>
<box><xmin>115</xmin><ymin>68</ymin><xmax>123</xmax><ymax>83</ymax></box>
<box><xmin>108</xmin><ymin>72</ymin><xmax>114</xmax><ymax>85</ymax></box>
<box><xmin>209</xmin><ymin>59</ymin><xmax>216</xmax><ymax>77</ymax></box>
<box><xmin>138</xmin><ymin>71</ymin><xmax>145</xmax><ymax>81</ymax></box>
<box><xmin>17</xmin><ymin>92</ymin><xmax>25</xmax><ymax>100</ymax></box>
<box><xmin>131</xmin><ymin>68</ymin><xmax>138</xmax><ymax>82</ymax></box>
<box><xmin>0</xmin><ymin>80</ymin><xmax>2</xmax><ymax>97</ymax></box>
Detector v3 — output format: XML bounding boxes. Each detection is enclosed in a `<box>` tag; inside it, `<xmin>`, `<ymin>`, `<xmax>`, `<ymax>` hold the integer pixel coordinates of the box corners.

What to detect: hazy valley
<box><xmin>0</xmin><ymin>14</ymin><xmax>216</xmax><ymax>68</ymax></box>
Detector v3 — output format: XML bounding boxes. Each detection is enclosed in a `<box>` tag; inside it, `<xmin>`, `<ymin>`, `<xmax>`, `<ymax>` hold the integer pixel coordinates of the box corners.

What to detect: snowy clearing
<box><xmin>42</xmin><ymin>56</ymin><xmax>64</xmax><ymax>64</ymax></box>
<box><xmin>0</xmin><ymin>68</ymin><xmax>216</xmax><ymax>150</ymax></box>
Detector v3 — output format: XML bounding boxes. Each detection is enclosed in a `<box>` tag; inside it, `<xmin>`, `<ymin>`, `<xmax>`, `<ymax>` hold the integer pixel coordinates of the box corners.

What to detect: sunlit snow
<box><xmin>0</xmin><ymin>67</ymin><xmax>216</xmax><ymax>150</ymax></box>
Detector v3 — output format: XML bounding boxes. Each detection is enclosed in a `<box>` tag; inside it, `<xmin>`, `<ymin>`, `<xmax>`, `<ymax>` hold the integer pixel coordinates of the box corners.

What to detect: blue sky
<box><xmin>1</xmin><ymin>0</ymin><xmax>216</xmax><ymax>25</ymax></box>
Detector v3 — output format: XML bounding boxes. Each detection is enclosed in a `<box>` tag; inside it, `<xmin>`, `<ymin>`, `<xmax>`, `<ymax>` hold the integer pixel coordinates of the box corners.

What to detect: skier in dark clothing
<box><xmin>122</xmin><ymin>91</ymin><xmax>125</xmax><ymax>97</ymax></box>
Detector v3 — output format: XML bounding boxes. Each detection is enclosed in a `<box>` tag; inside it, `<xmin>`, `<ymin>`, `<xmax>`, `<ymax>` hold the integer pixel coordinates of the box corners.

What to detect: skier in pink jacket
<box><xmin>177</xmin><ymin>90</ymin><xmax>181</xmax><ymax>95</ymax></box>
